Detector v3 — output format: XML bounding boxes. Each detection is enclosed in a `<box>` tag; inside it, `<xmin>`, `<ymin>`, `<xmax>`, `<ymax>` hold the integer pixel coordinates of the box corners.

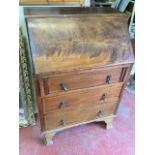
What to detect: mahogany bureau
<box><xmin>26</xmin><ymin>7</ymin><xmax>134</xmax><ymax>145</ymax></box>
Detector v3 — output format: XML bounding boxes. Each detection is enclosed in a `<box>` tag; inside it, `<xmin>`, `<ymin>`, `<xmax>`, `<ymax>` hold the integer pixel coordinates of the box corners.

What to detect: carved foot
<box><xmin>104</xmin><ymin>117</ymin><xmax>114</xmax><ymax>129</ymax></box>
<box><xmin>43</xmin><ymin>132</ymin><xmax>56</xmax><ymax>145</ymax></box>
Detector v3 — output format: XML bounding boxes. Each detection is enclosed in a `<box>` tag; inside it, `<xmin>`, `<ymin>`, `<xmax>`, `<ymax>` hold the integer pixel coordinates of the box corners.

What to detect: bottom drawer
<box><xmin>41</xmin><ymin>102</ymin><xmax>117</xmax><ymax>131</ymax></box>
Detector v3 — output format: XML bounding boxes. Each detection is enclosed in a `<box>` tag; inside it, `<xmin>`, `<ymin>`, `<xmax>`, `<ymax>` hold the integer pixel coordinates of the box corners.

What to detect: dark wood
<box><xmin>131</xmin><ymin>39</ymin><xmax>135</xmax><ymax>56</ymax></box>
<box><xmin>33</xmin><ymin>77</ymin><xmax>45</xmax><ymax>131</ymax></box>
<box><xmin>27</xmin><ymin>8</ymin><xmax>134</xmax><ymax>145</ymax></box>
<box><xmin>24</xmin><ymin>7</ymin><xmax>120</xmax><ymax>16</ymax></box>
<box><xmin>114</xmin><ymin>64</ymin><xmax>134</xmax><ymax>115</ymax></box>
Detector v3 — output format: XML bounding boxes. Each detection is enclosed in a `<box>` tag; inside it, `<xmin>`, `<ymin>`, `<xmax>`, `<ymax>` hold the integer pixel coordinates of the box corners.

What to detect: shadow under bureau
<box><xmin>26</xmin><ymin>7</ymin><xmax>134</xmax><ymax>145</ymax></box>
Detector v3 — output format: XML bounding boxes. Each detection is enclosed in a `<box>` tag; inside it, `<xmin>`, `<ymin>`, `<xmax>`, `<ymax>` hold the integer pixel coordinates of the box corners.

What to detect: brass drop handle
<box><xmin>60</xmin><ymin>81</ymin><xmax>68</xmax><ymax>91</ymax></box>
<box><xmin>60</xmin><ymin>119</ymin><xmax>65</xmax><ymax>126</ymax></box>
<box><xmin>106</xmin><ymin>75</ymin><xmax>112</xmax><ymax>84</ymax></box>
<box><xmin>97</xmin><ymin>110</ymin><xmax>104</xmax><ymax>117</ymax></box>
<box><xmin>101</xmin><ymin>93</ymin><xmax>108</xmax><ymax>100</ymax></box>
<box><xmin>59</xmin><ymin>101</ymin><xmax>65</xmax><ymax>109</ymax></box>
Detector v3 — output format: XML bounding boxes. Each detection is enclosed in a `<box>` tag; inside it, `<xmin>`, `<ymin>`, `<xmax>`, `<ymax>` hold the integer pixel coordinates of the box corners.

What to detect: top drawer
<box><xmin>40</xmin><ymin>67</ymin><xmax>123</xmax><ymax>96</ymax></box>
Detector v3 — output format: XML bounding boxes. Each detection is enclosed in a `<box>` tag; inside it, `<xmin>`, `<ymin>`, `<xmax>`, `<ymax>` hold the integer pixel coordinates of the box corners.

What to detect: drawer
<box><xmin>41</xmin><ymin>67</ymin><xmax>123</xmax><ymax>95</ymax></box>
<box><xmin>20</xmin><ymin>0</ymin><xmax>48</xmax><ymax>4</ymax></box>
<box><xmin>48</xmin><ymin>0</ymin><xmax>64</xmax><ymax>2</ymax></box>
<box><xmin>41</xmin><ymin>101</ymin><xmax>117</xmax><ymax>130</ymax></box>
<box><xmin>63</xmin><ymin>0</ymin><xmax>81</xmax><ymax>2</ymax></box>
<box><xmin>42</xmin><ymin>83</ymin><xmax>123</xmax><ymax>114</ymax></box>
<box><xmin>48</xmin><ymin>0</ymin><xmax>81</xmax><ymax>2</ymax></box>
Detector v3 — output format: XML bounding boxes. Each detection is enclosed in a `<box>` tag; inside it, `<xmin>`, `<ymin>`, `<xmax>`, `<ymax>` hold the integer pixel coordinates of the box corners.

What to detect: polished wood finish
<box><xmin>42</xmin><ymin>101</ymin><xmax>117</xmax><ymax>130</ymax></box>
<box><xmin>42</xmin><ymin>67</ymin><xmax>123</xmax><ymax>95</ymax></box>
<box><xmin>24</xmin><ymin>7</ymin><xmax>120</xmax><ymax>16</ymax></box>
<box><xmin>42</xmin><ymin>115</ymin><xmax>115</xmax><ymax>145</ymax></box>
<box><xmin>20</xmin><ymin>0</ymin><xmax>48</xmax><ymax>4</ymax></box>
<box><xmin>41</xmin><ymin>83</ymin><xmax>123</xmax><ymax>114</ymax></box>
<box><xmin>48</xmin><ymin>0</ymin><xmax>83</xmax><ymax>4</ymax></box>
<box><xmin>27</xmin><ymin>14</ymin><xmax>134</xmax><ymax>74</ymax></box>
<box><xmin>27</xmin><ymin>8</ymin><xmax>134</xmax><ymax>145</ymax></box>
<box><xmin>20</xmin><ymin>0</ymin><xmax>83</xmax><ymax>5</ymax></box>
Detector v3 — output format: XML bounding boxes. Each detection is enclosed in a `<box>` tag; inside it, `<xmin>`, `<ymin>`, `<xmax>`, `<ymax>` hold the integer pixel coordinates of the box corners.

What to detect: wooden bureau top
<box><xmin>26</xmin><ymin>7</ymin><xmax>134</xmax><ymax>74</ymax></box>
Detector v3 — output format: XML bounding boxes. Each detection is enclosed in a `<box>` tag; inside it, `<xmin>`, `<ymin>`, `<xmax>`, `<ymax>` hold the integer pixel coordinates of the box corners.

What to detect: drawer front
<box><xmin>20</xmin><ymin>0</ymin><xmax>48</xmax><ymax>4</ymax></box>
<box><xmin>48</xmin><ymin>0</ymin><xmax>81</xmax><ymax>2</ymax></box>
<box><xmin>63</xmin><ymin>0</ymin><xmax>81</xmax><ymax>2</ymax></box>
<box><xmin>41</xmin><ymin>101</ymin><xmax>117</xmax><ymax>130</ymax></box>
<box><xmin>42</xmin><ymin>67</ymin><xmax>123</xmax><ymax>95</ymax></box>
<box><xmin>42</xmin><ymin>83</ymin><xmax>123</xmax><ymax>114</ymax></box>
<box><xmin>48</xmin><ymin>0</ymin><xmax>64</xmax><ymax>2</ymax></box>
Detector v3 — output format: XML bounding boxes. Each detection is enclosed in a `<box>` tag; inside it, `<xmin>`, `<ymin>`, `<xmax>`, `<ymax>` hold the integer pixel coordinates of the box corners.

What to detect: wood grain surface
<box><xmin>41</xmin><ymin>82</ymin><xmax>123</xmax><ymax>114</ymax></box>
<box><xmin>28</xmin><ymin>8</ymin><xmax>135</xmax><ymax>142</ymax></box>
<box><xmin>24</xmin><ymin>7</ymin><xmax>120</xmax><ymax>16</ymax></box>
<box><xmin>20</xmin><ymin>0</ymin><xmax>48</xmax><ymax>4</ymax></box>
<box><xmin>41</xmin><ymin>101</ymin><xmax>117</xmax><ymax>130</ymax></box>
<box><xmin>43</xmin><ymin>67</ymin><xmax>123</xmax><ymax>95</ymax></box>
<box><xmin>20</xmin><ymin>0</ymin><xmax>83</xmax><ymax>5</ymax></box>
<box><xmin>27</xmin><ymin>15</ymin><xmax>134</xmax><ymax>74</ymax></box>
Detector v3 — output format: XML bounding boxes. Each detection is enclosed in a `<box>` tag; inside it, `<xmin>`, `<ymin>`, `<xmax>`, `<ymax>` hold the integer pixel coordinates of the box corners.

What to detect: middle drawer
<box><xmin>42</xmin><ymin>67</ymin><xmax>123</xmax><ymax>95</ymax></box>
<box><xmin>42</xmin><ymin>82</ymin><xmax>123</xmax><ymax>114</ymax></box>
